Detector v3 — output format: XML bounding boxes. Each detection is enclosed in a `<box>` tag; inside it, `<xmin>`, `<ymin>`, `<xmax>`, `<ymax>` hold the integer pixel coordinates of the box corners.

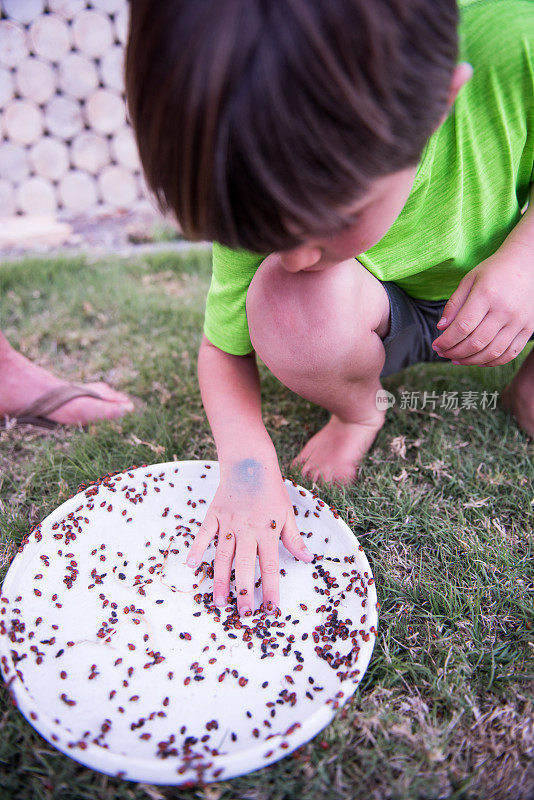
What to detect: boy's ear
<box><xmin>437</xmin><ymin>62</ymin><xmax>473</xmax><ymax>127</ymax></box>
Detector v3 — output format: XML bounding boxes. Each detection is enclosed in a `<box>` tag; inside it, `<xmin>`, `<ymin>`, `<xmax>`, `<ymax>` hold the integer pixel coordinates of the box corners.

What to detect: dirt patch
<box><xmin>0</xmin><ymin>207</ymin><xmax>210</xmax><ymax>260</ymax></box>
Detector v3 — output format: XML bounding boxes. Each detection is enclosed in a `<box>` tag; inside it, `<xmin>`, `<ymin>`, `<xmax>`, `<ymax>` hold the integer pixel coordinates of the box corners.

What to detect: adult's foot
<box><xmin>500</xmin><ymin>347</ymin><xmax>534</xmax><ymax>437</ymax></box>
<box><xmin>0</xmin><ymin>343</ymin><xmax>134</xmax><ymax>426</ymax></box>
<box><xmin>291</xmin><ymin>409</ymin><xmax>386</xmax><ymax>485</ymax></box>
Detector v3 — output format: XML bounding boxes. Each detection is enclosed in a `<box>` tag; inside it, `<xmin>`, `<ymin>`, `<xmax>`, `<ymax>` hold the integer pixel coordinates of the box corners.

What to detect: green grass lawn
<box><xmin>0</xmin><ymin>250</ymin><xmax>532</xmax><ymax>800</ymax></box>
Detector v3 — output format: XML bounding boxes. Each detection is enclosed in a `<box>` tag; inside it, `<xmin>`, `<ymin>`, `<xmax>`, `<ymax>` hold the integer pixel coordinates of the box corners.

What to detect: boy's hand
<box><xmin>432</xmin><ymin>243</ymin><xmax>534</xmax><ymax>366</ymax></box>
<box><xmin>185</xmin><ymin>458</ymin><xmax>314</xmax><ymax>616</ymax></box>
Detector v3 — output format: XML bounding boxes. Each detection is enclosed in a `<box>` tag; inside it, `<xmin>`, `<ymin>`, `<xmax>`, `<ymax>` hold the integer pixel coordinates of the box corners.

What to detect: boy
<box><xmin>126</xmin><ymin>0</ymin><xmax>534</xmax><ymax>618</ymax></box>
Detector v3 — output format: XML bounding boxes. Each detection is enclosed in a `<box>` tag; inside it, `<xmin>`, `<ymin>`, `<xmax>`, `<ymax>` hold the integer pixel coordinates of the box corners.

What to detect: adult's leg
<box><xmin>246</xmin><ymin>254</ymin><xmax>391</xmax><ymax>484</ymax></box>
<box><xmin>501</xmin><ymin>346</ymin><xmax>534</xmax><ymax>437</ymax></box>
<box><xmin>0</xmin><ymin>330</ymin><xmax>134</xmax><ymax>425</ymax></box>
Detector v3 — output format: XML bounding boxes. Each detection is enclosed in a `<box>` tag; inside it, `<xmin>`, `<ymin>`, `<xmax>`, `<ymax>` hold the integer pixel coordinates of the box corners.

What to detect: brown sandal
<box><xmin>1</xmin><ymin>384</ymin><xmax>115</xmax><ymax>430</ymax></box>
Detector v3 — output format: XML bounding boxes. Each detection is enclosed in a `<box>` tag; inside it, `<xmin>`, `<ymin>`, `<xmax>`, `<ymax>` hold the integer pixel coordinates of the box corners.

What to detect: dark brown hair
<box><xmin>126</xmin><ymin>0</ymin><xmax>458</xmax><ymax>253</ymax></box>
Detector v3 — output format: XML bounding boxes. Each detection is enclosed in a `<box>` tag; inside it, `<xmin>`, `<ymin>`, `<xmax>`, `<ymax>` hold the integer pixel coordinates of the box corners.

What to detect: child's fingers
<box><xmin>257</xmin><ymin>534</ymin><xmax>280</xmax><ymax>614</ymax></box>
<box><xmin>482</xmin><ymin>327</ymin><xmax>532</xmax><ymax>366</ymax></box>
<box><xmin>212</xmin><ymin>528</ymin><xmax>236</xmax><ymax>607</ymax></box>
<box><xmin>233</xmin><ymin>533</ymin><xmax>258</xmax><ymax>617</ymax></box>
<box><xmin>451</xmin><ymin>324</ymin><xmax>516</xmax><ymax>365</ymax></box>
<box><xmin>186</xmin><ymin>510</ymin><xmax>218</xmax><ymax>568</ymax></box>
<box><xmin>435</xmin><ymin>272</ymin><xmax>476</xmax><ymax>332</ymax></box>
<box><xmin>433</xmin><ymin>285</ymin><xmax>488</xmax><ymax>352</ymax></box>
<box><xmin>280</xmin><ymin>510</ymin><xmax>314</xmax><ymax>563</ymax></box>
<box><xmin>434</xmin><ymin>312</ymin><xmax>505</xmax><ymax>360</ymax></box>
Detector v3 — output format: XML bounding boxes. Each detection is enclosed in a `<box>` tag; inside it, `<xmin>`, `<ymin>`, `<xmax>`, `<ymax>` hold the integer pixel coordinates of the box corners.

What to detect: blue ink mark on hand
<box><xmin>232</xmin><ymin>459</ymin><xmax>262</xmax><ymax>491</ymax></box>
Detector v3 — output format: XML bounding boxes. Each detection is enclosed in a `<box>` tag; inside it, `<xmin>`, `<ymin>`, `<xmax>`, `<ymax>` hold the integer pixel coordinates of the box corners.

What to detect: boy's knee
<box><xmin>246</xmin><ymin>253</ymin><xmax>307</xmax><ymax>371</ymax></box>
<box><xmin>247</xmin><ymin>254</ymin><xmax>329</xmax><ymax>366</ymax></box>
<box><xmin>246</xmin><ymin>253</ymin><xmax>281</xmax><ymax>322</ymax></box>
<box><xmin>246</xmin><ymin>255</ymin><xmax>385</xmax><ymax>378</ymax></box>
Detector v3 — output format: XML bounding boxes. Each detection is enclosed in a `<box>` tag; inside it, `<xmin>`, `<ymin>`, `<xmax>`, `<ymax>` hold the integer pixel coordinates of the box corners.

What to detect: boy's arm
<box><xmin>432</xmin><ymin>184</ymin><xmax>534</xmax><ymax>366</ymax></box>
<box><xmin>197</xmin><ymin>334</ymin><xmax>275</xmax><ymax>465</ymax></box>
<box><xmin>186</xmin><ymin>335</ymin><xmax>313</xmax><ymax>615</ymax></box>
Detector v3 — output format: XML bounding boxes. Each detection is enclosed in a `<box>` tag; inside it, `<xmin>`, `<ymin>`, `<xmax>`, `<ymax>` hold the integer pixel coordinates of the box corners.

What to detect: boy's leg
<box><xmin>501</xmin><ymin>346</ymin><xmax>534</xmax><ymax>437</ymax></box>
<box><xmin>245</xmin><ymin>253</ymin><xmax>391</xmax><ymax>484</ymax></box>
<box><xmin>0</xmin><ymin>330</ymin><xmax>134</xmax><ymax>425</ymax></box>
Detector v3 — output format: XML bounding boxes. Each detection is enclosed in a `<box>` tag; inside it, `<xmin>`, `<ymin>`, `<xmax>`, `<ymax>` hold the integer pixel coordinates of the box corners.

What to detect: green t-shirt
<box><xmin>204</xmin><ymin>0</ymin><xmax>534</xmax><ymax>356</ymax></box>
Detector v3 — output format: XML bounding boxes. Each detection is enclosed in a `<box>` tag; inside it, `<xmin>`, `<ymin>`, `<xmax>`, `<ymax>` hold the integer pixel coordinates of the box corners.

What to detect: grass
<box><xmin>0</xmin><ymin>250</ymin><xmax>532</xmax><ymax>800</ymax></box>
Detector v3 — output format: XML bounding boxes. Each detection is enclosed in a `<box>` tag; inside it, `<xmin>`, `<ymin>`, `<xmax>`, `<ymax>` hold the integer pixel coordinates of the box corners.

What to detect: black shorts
<box><xmin>379</xmin><ymin>280</ymin><xmax>533</xmax><ymax>378</ymax></box>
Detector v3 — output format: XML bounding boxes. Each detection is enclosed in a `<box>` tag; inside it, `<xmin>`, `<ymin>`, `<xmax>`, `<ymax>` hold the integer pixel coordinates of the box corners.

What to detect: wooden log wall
<box><xmin>0</xmin><ymin>0</ymin><xmax>151</xmax><ymax>217</ymax></box>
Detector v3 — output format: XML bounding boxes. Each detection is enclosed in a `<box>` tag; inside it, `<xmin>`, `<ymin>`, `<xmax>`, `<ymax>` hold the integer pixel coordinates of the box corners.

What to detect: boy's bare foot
<box><xmin>0</xmin><ymin>343</ymin><xmax>134</xmax><ymax>426</ymax></box>
<box><xmin>500</xmin><ymin>347</ymin><xmax>534</xmax><ymax>437</ymax></box>
<box><xmin>292</xmin><ymin>409</ymin><xmax>386</xmax><ymax>485</ymax></box>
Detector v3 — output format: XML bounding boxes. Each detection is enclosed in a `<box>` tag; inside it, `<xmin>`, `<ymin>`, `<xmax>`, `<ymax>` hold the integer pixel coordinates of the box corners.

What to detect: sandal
<box><xmin>1</xmin><ymin>384</ymin><xmax>116</xmax><ymax>430</ymax></box>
